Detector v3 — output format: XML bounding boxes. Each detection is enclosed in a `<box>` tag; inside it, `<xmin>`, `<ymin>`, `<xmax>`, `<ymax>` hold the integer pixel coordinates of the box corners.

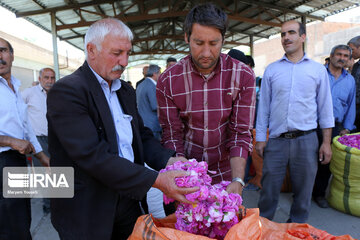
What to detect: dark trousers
<box><xmin>0</xmin><ymin>150</ymin><xmax>32</xmax><ymax>240</ymax></box>
<box><xmin>111</xmin><ymin>197</ymin><xmax>142</xmax><ymax>240</ymax></box>
<box><xmin>313</xmin><ymin>123</ymin><xmax>342</xmax><ymax>198</ymax></box>
<box><xmin>258</xmin><ymin>131</ymin><xmax>318</xmax><ymax>223</ymax></box>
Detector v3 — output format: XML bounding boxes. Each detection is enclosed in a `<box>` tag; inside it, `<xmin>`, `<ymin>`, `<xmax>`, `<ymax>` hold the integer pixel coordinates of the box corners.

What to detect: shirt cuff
<box><xmin>319</xmin><ymin>119</ymin><xmax>335</xmax><ymax>129</ymax></box>
<box><xmin>175</xmin><ymin>152</ymin><xmax>185</xmax><ymax>157</ymax></box>
<box><xmin>33</xmin><ymin>141</ymin><xmax>43</xmax><ymax>154</ymax></box>
<box><xmin>229</xmin><ymin>146</ymin><xmax>249</xmax><ymax>160</ymax></box>
<box><xmin>255</xmin><ymin>132</ymin><xmax>267</xmax><ymax>142</ymax></box>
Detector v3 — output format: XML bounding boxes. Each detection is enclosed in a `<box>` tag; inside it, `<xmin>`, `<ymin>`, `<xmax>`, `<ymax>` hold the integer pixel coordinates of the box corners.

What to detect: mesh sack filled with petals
<box><xmin>337</xmin><ymin>134</ymin><xmax>360</xmax><ymax>149</ymax></box>
<box><xmin>160</xmin><ymin>159</ymin><xmax>242</xmax><ymax>239</ymax></box>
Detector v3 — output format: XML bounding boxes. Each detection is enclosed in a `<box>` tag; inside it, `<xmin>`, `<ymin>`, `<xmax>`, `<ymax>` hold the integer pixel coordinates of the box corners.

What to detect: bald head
<box><xmin>39</xmin><ymin>68</ymin><xmax>55</xmax><ymax>92</ymax></box>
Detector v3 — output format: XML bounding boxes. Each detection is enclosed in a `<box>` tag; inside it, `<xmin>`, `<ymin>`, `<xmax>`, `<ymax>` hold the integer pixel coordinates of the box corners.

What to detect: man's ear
<box><xmin>300</xmin><ymin>34</ymin><xmax>306</xmax><ymax>43</ymax></box>
<box><xmin>86</xmin><ymin>43</ymin><xmax>97</xmax><ymax>60</ymax></box>
<box><xmin>184</xmin><ymin>33</ymin><xmax>189</xmax><ymax>44</ymax></box>
<box><xmin>10</xmin><ymin>51</ymin><xmax>14</xmax><ymax>63</ymax></box>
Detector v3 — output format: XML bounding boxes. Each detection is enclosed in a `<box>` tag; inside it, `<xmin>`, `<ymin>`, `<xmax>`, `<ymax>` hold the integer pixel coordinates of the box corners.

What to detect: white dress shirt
<box><xmin>21</xmin><ymin>84</ymin><xmax>48</xmax><ymax>136</ymax></box>
<box><xmin>0</xmin><ymin>76</ymin><xmax>42</xmax><ymax>153</ymax></box>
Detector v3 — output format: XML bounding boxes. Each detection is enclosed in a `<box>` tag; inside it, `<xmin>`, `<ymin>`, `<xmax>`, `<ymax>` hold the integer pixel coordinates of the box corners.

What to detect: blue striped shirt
<box><xmin>256</xmin><ymin>54</ymin><xmax>334</xmax><ymax>141</ymax></box>
<box><xmin>326</xmin><ymin>64</ymin><xmax>356</xmax><ymax>131</ymax></box>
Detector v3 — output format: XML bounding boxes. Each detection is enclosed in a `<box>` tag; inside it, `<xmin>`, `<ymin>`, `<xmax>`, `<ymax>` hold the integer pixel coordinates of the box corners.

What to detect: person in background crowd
<box><xmin>347</xmin><ymin>36</ymin><xmax>360</xmax><ymax>131</ymax></box>
<box><xmin>126</xmin><ymin>80</ymin><xmax>133</xmax><ymax>88</ymax></box>
<box><xmin>313</xmin><ymin>44</ymin><xmax>355</xmax><ymax>208</ymax></box>
<box><xmin>136</xmin><ymin>64</ymin><xmax>162</xmax><ymax>140</ymax></box>
<box><xmin>137</xmin><ymin>64</ymin><xmax>167</xmax><ymax>218</ymax></box>
<box><xmin>324</xmin><ymin>57</ymin><xmax>330</xmax><ymax>66</ymax></box>
<box><xmin>346</xmin><ymin>55</ymin><xmax>355</xmax><ymax>73</ymax></box>
<box><xmin>21</xmin><ymin>67</ymin><xmax>55</xmax><ymax>214</ymax></box>
<box><xmin>246</xmin><ymin>55</ymin><xmax>255</xmax><ymax>69</ymax></box>
<box><xmin>136</xmin><ymin>65</ymin><xmax>148</xmax><ymax>88</ymax></box>
<box><xmin>166</xmin><ymin>57</ymin><xmax>177</xmax><ymax>68</ymax></box>
<box><xmin>256</xmin><ymin>20</ymin><xmax>334</xmax><ymax>223</ymax></box>
<box><xmin>228</xmin><ymin>48</ymin><xmax>248</xmax><ymax>64</ymax></box>
<box><xmin>0</xmin><ymin>37</ymin><xmax>49</xmax><ymax>240</ymax></box>
<box><xmin>228</xmin><ymin>48</ymin><xmax>259</xmax><ymax>191</ymax></box>
<box><xmin>47</xmin><ymin>18</ymin><xmax>197</xmax><ymax>240</ymax></box>
<box><xmin>157</xmin><ymin>3</ymin><xmax>256</xmax><ymax>196</ymax></box>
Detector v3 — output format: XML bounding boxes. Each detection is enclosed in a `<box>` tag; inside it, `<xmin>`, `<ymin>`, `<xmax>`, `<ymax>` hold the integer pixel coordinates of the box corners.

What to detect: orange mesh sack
<box><xmin>128</xmin><ymin>208</ymin><xmax>356</xmax><ymax>240</ymax></box>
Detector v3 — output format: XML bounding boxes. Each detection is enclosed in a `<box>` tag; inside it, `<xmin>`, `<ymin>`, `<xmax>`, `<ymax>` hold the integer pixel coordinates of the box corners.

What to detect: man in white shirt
<box><xmin>22</xmin><ymin>68</ymin><xmax>55</xmax><ymax>144</ymax></box>
<box><xmin>0</xmin><ymin>37</ymin><xmax>49</xmax><ymax>240</ymax></box>
<box><xmin>22</xmin><ymin>67</ymin><xmax>55</xmax><ymax>213</ymax></box>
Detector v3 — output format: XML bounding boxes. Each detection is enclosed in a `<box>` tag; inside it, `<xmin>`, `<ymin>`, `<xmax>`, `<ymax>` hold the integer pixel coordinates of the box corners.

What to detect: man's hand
<box><xmin>10</xmin><ymin>138</ymin><xmax>35</xmax><ymax>155</ymax></box>
<box><xmin>34</xmin><ymin>151</ymin><xmax>50</xmax><ymax>168</ymax></box>
<box><xmin>319</xmin><ymin>143</ymin><xmax>332</xmax><ymax>165</ymax></box>
<box><xmin>255</xmin><ymin>141</ymin><xmax>267</xmax><ymax>158</ymax></box>
<box><xmin>153</xmin><ymin>170</ymin><xmax>199</xmax><ymax>204</ymax></box>
<box><xmin>226</xmin><ymin>181</ymin><xmax>243</xmax><ymax>196</ymax></box>
<box><xmin>339</xmin><ymin>129</ymin><xmax>350</xmax><ymax>136</ymax></box>
<box><xmin>166</xmin><ymin>156</ymin><xmax>188</xmax><ymax>167</ymax></box>
<box><xmin>319</xmin><ymin>128</ymin><xmax>332</xmax><ymax>165</ymax></box>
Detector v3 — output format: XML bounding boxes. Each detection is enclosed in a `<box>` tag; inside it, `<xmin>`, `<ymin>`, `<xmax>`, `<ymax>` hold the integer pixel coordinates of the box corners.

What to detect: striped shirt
<box><xmin>156</xmin><ymin>53</ymin><xmax>256</xmax><ymax>182</ymax></box>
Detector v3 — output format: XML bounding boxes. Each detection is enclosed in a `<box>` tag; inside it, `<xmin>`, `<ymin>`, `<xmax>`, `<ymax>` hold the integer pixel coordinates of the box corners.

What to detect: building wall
<box><xmin>253</xmin><ymin>22</ymin><xmax>360</xmax><ymax>77</ymax></box>
<box><xmin>0</xmin><ymin>30</ymin><xmax>84</xmax><ymax>90</ymax></box>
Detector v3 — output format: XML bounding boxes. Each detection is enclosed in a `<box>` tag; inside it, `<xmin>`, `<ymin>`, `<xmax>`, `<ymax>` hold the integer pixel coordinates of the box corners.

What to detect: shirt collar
<box><xmin>0</xmin><ymin>75</ymin><xmax>21</xmax><ymax>92</ymax></box>
<box><xmin>147</xmin><ymin>77</ymin><xmax>157</xmax><ymax>86</ymax></box>
<box><xmin>37</xmin><ymin>83</ymin><xmax>47</xmax><ymax>93</ymax></box>
<box><xmin>325</xmin><ymin>63</ymin><xmax>348</xmax><ymax>78</ymax></box>
<box><xmin>281</xmin><ymin>53</ymin><xmax>309</xmax><ymax>63</ymax></box>
<box><xmin>188</xmin><ymin>53</ymin><xmax>223</xmax><ymax>79</ymax></box>
<box><xmin>88</xmin><ymin>65</ymin><xmax>121</xmax><ymax>92</ymax></box>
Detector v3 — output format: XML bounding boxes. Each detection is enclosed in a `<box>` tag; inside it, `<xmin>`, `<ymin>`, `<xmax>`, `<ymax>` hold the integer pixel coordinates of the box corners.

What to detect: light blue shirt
<box><xmin>326</xmin><ymin>64</ymin><xmax>356</xmax><ymax>131</ymax></box>
<box><xmin>89</xmin><ymin>67</ymin><xmax>134</xmax><ymax>162</ymax></box>
<box><xmin>256</xmin><ymin>54</ymin><xmax>334</xmax><ymax>141</ymax></box>
<box><xmin>0</xmin><ymin>76</ymin><xmax>42</xmax><ymax>153</ymax></box>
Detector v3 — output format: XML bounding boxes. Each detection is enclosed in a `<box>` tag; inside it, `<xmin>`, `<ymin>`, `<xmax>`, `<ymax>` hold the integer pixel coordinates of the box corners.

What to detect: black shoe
<box><xmin>314</xmin><ymin>196</ymin><xmax>329</xmax><ymax>208</ymax></box>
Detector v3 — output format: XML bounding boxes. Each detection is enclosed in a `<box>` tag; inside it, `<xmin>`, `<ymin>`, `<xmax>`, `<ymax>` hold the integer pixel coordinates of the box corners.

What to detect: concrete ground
<box><xmin>30</xmin><ymin>190</ymin><xmax>359</xmax><ymax>240</ymax></box>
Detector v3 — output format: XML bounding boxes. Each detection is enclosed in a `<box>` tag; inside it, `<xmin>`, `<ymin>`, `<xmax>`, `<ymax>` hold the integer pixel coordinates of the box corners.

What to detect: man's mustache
<box><xmin>112</xmin><ymin>65</ymin><xmax>125</xmax><ymax>72</ymax></box>
<box><xmin>0</xmin><ymin>59</ymin><xmax>6</xmax><ymax>65</ymax></box>
<box><xmin>337</xmin><ymin>59</ymin><xmax>345</xmax><ymax>64</ymax></box>
<box><xmin>44</xmin><ymin>83</ymin><xmax>54</xmax><ymax>88</ymax></box>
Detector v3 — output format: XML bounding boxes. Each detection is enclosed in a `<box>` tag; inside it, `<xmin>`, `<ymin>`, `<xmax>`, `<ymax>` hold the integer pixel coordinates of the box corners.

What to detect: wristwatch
<box><xmin>232</xmin><ymin>177</ymin><xmax>245</xmax><ymax>187</ymax></box>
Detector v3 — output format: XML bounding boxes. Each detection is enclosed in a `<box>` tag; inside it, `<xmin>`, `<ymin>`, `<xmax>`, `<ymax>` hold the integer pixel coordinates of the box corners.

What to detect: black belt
<box><xmin>279</xmin><ymin>129</ymin><xmax>315</xmax><ymax>139</ymax></box>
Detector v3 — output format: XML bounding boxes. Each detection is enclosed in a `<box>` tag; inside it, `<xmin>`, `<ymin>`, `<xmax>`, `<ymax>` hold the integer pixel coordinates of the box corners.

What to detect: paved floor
<box><xmin>30</xmin><ymin>190</ymin><xmax>359</xmax><ymax>240</ymax></box>
<box><xmin>242</xmin><ymin>190</ymin><xmax>359</xmax><ymax>239</ymax></box>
